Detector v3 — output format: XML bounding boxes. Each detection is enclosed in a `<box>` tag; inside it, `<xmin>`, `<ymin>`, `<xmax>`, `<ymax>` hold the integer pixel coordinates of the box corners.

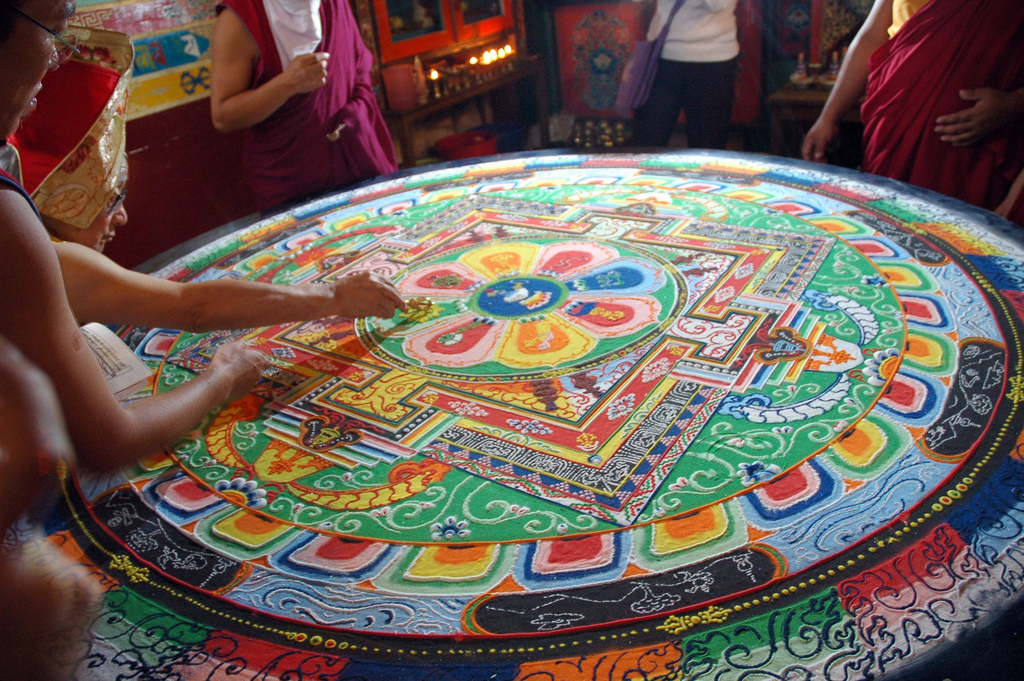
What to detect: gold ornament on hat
<box><xmin>31</xmin><ymin>28</ymin><xmax>133</xmax><ymax>231</ymax></box>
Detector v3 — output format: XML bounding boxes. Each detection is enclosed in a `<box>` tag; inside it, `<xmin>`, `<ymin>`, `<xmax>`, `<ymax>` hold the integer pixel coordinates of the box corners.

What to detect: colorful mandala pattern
<box><xmin>45</xmin><ymin>152</ymin><xmax>1024</xmax><ymax>680</ymax></box>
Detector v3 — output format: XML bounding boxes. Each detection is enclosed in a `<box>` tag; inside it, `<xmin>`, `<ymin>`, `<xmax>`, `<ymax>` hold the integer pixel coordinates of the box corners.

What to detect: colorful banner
<box><xmin>72</xmin><ymin>0</ymin><xmax>216</xmax><ymax>119</ymax></box>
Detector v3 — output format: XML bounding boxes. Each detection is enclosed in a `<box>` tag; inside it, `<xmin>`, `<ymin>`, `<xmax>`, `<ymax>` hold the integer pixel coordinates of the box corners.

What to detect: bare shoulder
<box><xmin>212</xmin><ymin>5</ymin><xmax>259</xmax><ymax>60</ymax></box>
<box><xmin>0</xmin><ymin>187</ymin><xmax>79</xmax><ymax>360</ymax></box>
<box><xmin>0</xmin><ymin>188</ymin><xmax>63</xmax><ymax>300</ymax></box>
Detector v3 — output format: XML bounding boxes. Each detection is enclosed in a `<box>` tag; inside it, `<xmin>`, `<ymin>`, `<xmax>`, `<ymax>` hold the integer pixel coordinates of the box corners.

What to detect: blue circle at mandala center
<box><xmin>475</xmin><ymin>277</ymin><xmax>567</xmax><ymax>318</ymax></box>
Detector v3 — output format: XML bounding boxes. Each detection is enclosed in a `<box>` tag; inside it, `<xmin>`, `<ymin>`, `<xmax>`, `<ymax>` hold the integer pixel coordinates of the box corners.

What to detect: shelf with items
<box><xmin>383</xmin><ymin>54</ymin><xmax>550</xmax><ymax>168</ymax></box>
<box><xmin>358</xmin><ymin>0</ymin><xmax>538</xmax><ymax>167</ymax></box>
<box><xmin>422</xmin><ymin>43</ymin><xmax>519</xmax><ymax>101</ymax></box>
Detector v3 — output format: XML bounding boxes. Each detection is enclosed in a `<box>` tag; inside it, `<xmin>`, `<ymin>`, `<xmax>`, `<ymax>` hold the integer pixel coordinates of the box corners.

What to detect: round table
<box><xmin>54</xmin><ymin>151</ymin><xmax>1024</xmax><ymax>680</ymax></box>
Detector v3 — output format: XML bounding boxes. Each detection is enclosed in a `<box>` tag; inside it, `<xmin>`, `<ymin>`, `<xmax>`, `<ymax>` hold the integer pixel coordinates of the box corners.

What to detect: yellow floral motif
<box><xmin>109</xmin><ymin>555</ymin><xmax>151</xmax><ymax>584</ymax></box>
<box><xmin>398</xmin><ymin>303</ymin><xmax>442</xmax><ymax>325</ymax></box>
<box><xmin>323</xmin><ymin>371</ymin><xmax>424</xmax><ymax>419</ymax></box>
<box><xmin>1009</xmin><ymin>375</ymin><xmax>1024</xmax><ymax>405</ymax></box>
<box><xmin>669</xmin><ymin>345</ymin><xmax>687</xmax><ymax>357</ymax></box>
<box><xmin>588</xmin><ymin>306</ymin><xmax>625</xmax><ymax>321</ymax></box>
<box><xmin>419</xmin><ymin>391</ymin><xmax>440</xmax><ymax>404</ymax></box>
<box><xmin>656</xmin><ymin>605</ymin><xmax>731</xmax><ymax>635</ymax></box>
<box><xmin>576</xmin><ymin>433</ymin><xmax>599</xmax><ymax>451</ymax></box>
<box><xmin>205</xmin><ymin>395</ymin><xmax>262</xmax><ymax>469</ymax></box>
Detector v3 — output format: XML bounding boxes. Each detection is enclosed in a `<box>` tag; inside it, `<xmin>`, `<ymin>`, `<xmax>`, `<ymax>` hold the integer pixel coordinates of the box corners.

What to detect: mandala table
<box><xmin>48</xmin><ymin>152</ymin><xmax>1024</xmax><ymax>680</ymax></box>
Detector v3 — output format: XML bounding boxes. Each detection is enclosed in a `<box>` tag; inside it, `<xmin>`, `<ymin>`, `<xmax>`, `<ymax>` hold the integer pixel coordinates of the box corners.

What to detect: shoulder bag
<box><xmin>614</xmin><ymin>0</ymin><xmax>690</xmax><ymax>118</ymax></box>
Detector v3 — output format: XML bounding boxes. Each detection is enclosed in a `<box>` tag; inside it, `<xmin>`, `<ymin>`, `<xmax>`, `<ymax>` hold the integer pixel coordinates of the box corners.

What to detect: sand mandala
<box><xmin>45</xmin><ymin>152</ymin><xmax>1024</xmax><ymax>680</ymax></box>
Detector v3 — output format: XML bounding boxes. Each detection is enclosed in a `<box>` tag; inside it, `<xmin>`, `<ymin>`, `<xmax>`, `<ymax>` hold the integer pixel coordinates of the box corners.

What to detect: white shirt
<box><xmin>262</xmin><ymin>0</ymin><xmax>323</xmax><ymax>69</ymax></box>
<box><xmin>645</xmin><ymin>0</ymin><xmax>739</xmax><ymax>63</ymax></box>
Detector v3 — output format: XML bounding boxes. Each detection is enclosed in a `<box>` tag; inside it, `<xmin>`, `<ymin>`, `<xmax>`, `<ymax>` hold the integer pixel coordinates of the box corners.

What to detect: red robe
<box><xmin>861</xmin><ymin>0</ymin><xmax>1024</xmax><ymax>225</ymax></box>
<box><xmin>217</xmin><ymin>0</ymin><xmax>397</xmax><ymax>210</ymax></box>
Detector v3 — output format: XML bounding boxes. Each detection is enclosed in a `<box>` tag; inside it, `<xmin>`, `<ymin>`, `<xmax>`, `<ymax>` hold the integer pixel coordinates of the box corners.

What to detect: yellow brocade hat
<box><xmin>10</xmin><ymin>28</ymin><xmax>133</xmax><ymax>230</ymax></box>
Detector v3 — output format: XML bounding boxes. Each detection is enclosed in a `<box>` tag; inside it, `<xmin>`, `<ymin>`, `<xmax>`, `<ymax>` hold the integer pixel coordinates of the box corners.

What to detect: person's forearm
<box><xmin>211</xmin><ymin>74</ymin><xmax>296</xmax><ymax>132</ymax></box>
<box><xmin>179</xmin><ymin>280</ymin><xmax>336</xmax><ymax>332</ymax></box>
<box><xmin>74</xmin><ymin>365</ymin><xmax>236</xmax><ymax>471</ymax></box>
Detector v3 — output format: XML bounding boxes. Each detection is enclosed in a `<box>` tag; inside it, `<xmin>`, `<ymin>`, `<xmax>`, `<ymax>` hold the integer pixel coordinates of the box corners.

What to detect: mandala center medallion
<box><xmin>358</xmin><ymin>237</ymin><xmax>682</xmax><ymax>382</ymax></box>
<box><xmin>472</xmin><ymin>277</ymin><xmax>567</xmax><ymax>318</ymax></box>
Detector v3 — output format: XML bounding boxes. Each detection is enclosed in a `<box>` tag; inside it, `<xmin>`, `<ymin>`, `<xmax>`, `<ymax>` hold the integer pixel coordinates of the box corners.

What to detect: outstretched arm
<box><xmin>0</xmin><ymin>191</ymin><xmax>268</xmax><ymax>472</ymax></box>
<box><xmin>210</xmin><ymin>7</ymin><xmax>329</xmax><ymax>132</ymax></box>
<box><xmin>56</xmin><ymin>241</ymin><xmax>407</xmax><ymax>332</ymax></box>
<box><xmin>802</xmin><ymin>0</ymin><xmax>893</xmax><ymax>163</ymax></box>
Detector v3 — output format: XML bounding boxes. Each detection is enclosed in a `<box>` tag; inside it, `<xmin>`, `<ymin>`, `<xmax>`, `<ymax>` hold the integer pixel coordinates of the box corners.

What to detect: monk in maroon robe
<box><xmin>211</xmin><ymin>0</ymin><xmax>397</xmax><ymax>210</ymax></box>
<box><xmin>862</xmin><ymin>0</ymin><xmax>1024</xmax><ymax>220</ymax></box>
<box><xmin>803</xmin><ymin>0</ymin><xmax>1024</xmax><ymax>226</ymax></box>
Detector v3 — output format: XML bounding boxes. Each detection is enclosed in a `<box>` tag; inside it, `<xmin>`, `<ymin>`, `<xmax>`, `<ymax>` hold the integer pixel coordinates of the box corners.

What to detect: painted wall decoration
<box><xmin>40</xmin><ymin>151</ymin><xmax>1024</xmax><ymax>679</ymax></box>
<box><xmin>72</xmin><ymin>0</ymin><xmax>216</xmax><ymax>119</ymax></box>
<box><xmin>772</xmin><ymin>0</ymin><xmax>811</xmax><ymax>59</ymax></box>
<box><xmin>556</xmin><ymin>3</ymin><xmax>648</xmax><ymax>115</ymax></box>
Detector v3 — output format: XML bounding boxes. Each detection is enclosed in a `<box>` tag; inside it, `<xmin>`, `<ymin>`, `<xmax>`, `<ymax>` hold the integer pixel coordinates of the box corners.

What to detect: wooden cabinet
<box><xmin>767</xmin><ymin>84</ymin><xmax>863</xmax><ymax>168</ymax></box>
<box><xmin>455</xmin><ymin>0</ymin><xmax>515</xmax><ymax>41</ymax></box>
<box><xmin>355</xmin><ymin>0</ymin><xmax>536</xmax><ymax>167</ymax></box>
<box><xmin>373</xmin><ymin>0</ymin><xmax>456</xmax><ymax>62</ymax></box>
<box><xmin>371</xmin><ymin>0</ymin><xmax>516</xmax><ymax>62</ymax></box>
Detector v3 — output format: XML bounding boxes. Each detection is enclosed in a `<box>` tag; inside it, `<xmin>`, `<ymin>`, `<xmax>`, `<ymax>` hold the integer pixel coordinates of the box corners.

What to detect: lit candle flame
<box><xmin>504</xmin><ymin>44</ymin><xmax>512</xmax><ymax>53</ymax></box>
<box><xmin>469</xmin><ymin>56</ymin><xmax>478</xmax><ymax>65</ymax></box>
<box><xmin>429</xmin><ymin>69</ymin><xmax>439</xmax><ymax>80</ymax></box>
<box><xmin>497</xmin><ymin>48</ymin><xmax>506</xmax><ymax>59</ymax></box>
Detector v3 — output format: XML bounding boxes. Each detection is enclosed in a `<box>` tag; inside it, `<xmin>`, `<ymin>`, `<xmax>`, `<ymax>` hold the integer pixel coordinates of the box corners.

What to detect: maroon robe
<box><xmin>861</xmin><ymin>0</ymin><xmax>1024</xmax><ymax>225</ymax></box>
<box><xmin>217</xmin><ymin>0</ymin><xmax>397</xmax><ymax>210</ymax></box>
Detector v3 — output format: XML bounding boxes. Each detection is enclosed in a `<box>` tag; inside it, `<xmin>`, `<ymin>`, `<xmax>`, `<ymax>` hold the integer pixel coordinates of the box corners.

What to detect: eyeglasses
<box><xmin>105</xmin><ymin>188</ymin><xmax>126</xmax><ymax>216</ymax></box>
<box><xmin>106</xmin><ymin>156</ymin><xmax>128</xmax><ymax>216</ymax></box>
<box><xmin>8</xmin><ymin>4</ymin><xmax>81</xmax><ymax>68</ymax></box>
<box><xmin>105</xmin><ymin>155</ymin><xmax>129</xmax><ymax>215</ymax></box>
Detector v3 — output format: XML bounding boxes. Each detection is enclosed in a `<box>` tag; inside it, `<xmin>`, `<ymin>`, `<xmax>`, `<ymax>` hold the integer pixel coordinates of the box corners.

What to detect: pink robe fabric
<box><xmin>861</xmin><ymin>0</ymin><xmax>1024</xmax><ymax>226</ymax></box>
<box><xmin>218</xmin><ymin>0</ymin><xmax>397</xmax><ymax>210</ymax></box>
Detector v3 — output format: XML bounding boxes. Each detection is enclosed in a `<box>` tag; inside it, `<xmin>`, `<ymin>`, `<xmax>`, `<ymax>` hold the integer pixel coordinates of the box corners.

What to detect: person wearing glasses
<box><xmin>0</xmin><ymin>0</ymin><xmax>262</xmax><ymax>474</ymax></box>
<box><xmin>0</xmin><ymin>0</ymin><xmax>408</xmax><ymax>480</ymax></box>
<box><xmin>7</xmin><ymin>26</ymin><xmax>130</xmax><ymax>252</ymax></box>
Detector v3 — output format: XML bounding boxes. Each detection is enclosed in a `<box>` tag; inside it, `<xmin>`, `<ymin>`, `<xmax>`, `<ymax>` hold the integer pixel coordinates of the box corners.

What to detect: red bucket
<box><xmin>435</xmin><ymin>130</ymin><xmax>498</xmax><ymax>161</ymax></box>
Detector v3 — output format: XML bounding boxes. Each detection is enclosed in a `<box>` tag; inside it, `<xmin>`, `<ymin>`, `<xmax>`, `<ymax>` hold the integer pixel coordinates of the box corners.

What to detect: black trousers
<box><xmin>631</xmin><ymin>57</ymin><xmax>739</xmax><ymax>150</ymax></box>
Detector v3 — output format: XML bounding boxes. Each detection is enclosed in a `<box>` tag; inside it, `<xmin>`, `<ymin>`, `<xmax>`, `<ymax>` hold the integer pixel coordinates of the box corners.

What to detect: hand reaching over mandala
<box><xmin>328</xmin><ymin>271</ymin><xmax>408</xmax><ymax>319</ymax></box>
<box><xmin>206</xmin><ymin>341</ymin><xmax>272</xmax><ymax>403</ymax></box>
